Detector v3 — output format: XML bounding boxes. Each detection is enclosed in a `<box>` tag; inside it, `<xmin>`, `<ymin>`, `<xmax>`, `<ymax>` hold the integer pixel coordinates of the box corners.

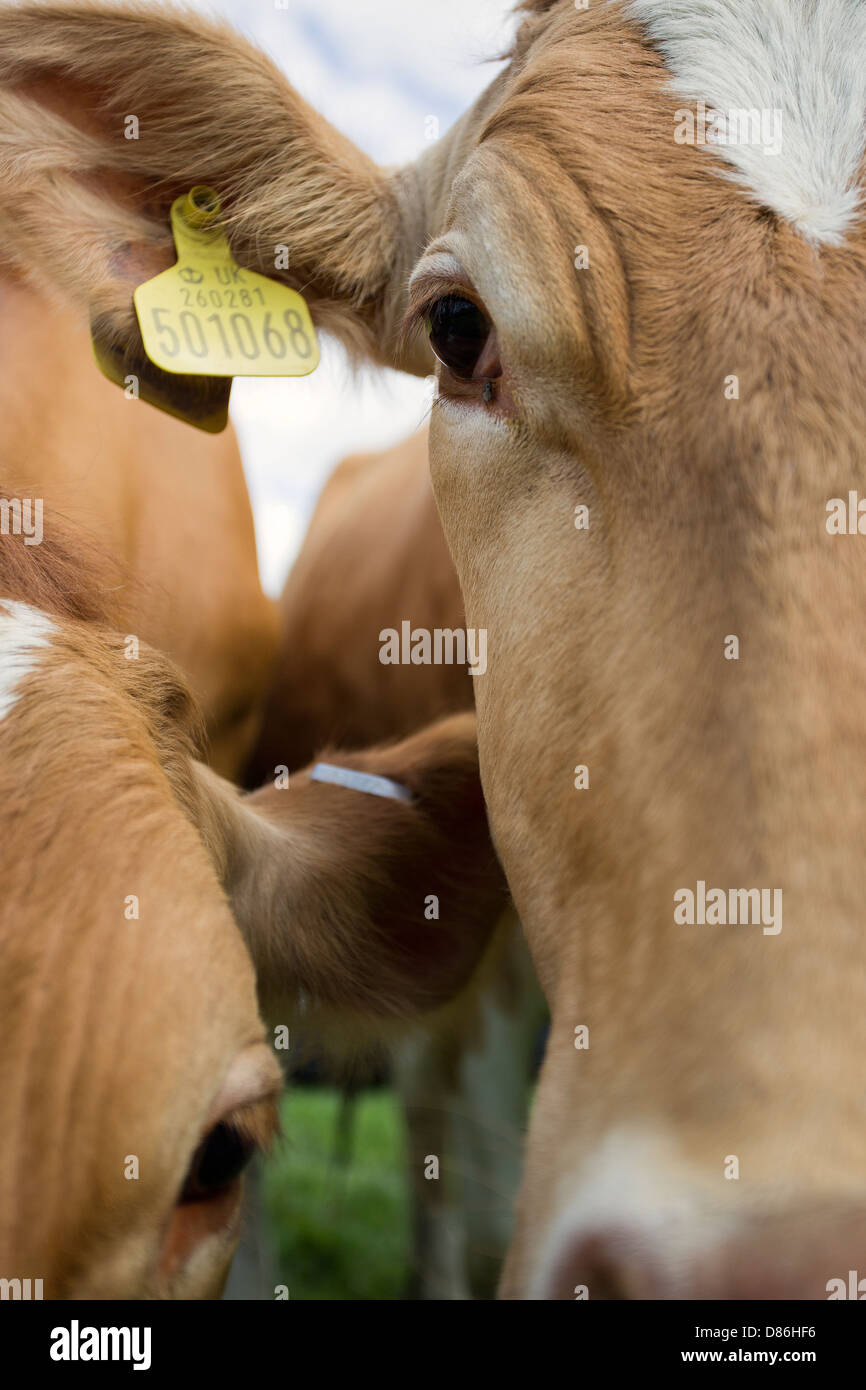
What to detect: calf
<box><xmin>0</xmin><ymin>520</ymin><xmax>504</xmax><ymax>1297</ymax></box>
<box><xmin>3</xmin><ymin>0</ymin><xmax>866</xmax><ymax>1298</ymax></box>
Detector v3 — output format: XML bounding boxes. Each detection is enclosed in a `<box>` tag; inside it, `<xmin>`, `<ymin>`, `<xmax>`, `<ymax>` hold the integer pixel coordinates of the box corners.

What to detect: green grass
<box><xmin>261</xmin><ymin>1086</ymin><xmax>410</xmax><ymax>1300</ymax></box>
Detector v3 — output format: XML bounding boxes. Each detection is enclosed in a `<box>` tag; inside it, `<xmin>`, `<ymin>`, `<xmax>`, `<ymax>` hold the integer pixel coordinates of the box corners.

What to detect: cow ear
<box><xmin>195</xmin><ymin>713</ymin><xmax>507</xmax><ymax>1039</ymax></box>
<box><xmin>0</xmin><ymin>2</ymin><xmax>429</xmax><ymax>385</ymax></box>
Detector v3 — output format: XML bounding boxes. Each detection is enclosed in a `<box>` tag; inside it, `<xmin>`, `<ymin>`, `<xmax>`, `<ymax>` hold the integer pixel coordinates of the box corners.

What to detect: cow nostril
<box><xmin>580</xmin><ymin>1261</ymin><xmax>629</xmax><ymax>1301</ymax></box>
<box><xmin>539</xmin><ymin>1202</ymin><xmax>866</xmax><ymax>1299</ymax></box>
<box><xmin>545</xmin><ymin>1230</ymin><xmax>639</xmax><ymax>1300</ymax></box>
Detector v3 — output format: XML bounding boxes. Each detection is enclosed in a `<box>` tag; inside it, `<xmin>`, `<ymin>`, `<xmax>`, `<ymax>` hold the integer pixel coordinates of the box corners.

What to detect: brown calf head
<box><xmin>0</xmin><ymin>585</ymin><xmax>280</xmax><ymax>1298</ymax></box>
<box><xmin>0</xmin><ymin>534</ymin><xmax>502</xmax><ymax>1296</ymax></box>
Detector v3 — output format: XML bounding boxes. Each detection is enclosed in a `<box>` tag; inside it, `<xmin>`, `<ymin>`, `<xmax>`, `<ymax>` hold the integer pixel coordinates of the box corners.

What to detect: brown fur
<box><xmin>0</xmin><ymin>273</ymin><xmax>277</xmax><ymax>777</ymax></box>
<box><xmin>203</xmin><ymin>716</ymin><xmax>507</xmax><ymax>1036</ymax></box>
<box><xmin>0</xmin><ymin>513</ymin><xmax>502</xmax><ymax>1295</ymax></box>
<box><xmin>0</xmin><ymin>581</ymin><xmax>269</xmax><ymax>1297</ymax></box>
<box><xmin>0</xmin><ymin>507</ymin><xmax>114</xmax><ymax>624</ymax></box>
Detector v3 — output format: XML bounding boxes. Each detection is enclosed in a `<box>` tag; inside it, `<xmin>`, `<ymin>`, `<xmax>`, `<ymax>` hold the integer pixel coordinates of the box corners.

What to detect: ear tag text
<box><xmin>134</xmin><ymin>186</ymin><xmax>320</xmax><ymax>378</ymax></box>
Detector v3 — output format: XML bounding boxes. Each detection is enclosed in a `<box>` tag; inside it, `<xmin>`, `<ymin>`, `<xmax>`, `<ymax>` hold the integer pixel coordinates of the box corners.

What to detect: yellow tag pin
<box><xmin>134</xmin><ymin>186</ymin><xmax>320</xmax><ymax>378</ymax></box>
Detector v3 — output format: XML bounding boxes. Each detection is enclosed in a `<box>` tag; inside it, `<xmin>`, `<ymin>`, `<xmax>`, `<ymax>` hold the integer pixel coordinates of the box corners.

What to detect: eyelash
<box><xmin>401</xmin><ymin>278</ymin><xmax>483</xmax><ymax>347</ymax></box>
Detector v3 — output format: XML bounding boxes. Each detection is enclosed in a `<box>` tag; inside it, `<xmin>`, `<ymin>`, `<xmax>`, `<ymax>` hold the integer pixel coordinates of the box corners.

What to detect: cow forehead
<box><xmin>476</xmin><ymin>0</ymin><xmax>866</xmax><ymax>249</ymax></box>
<box><xmin>626</xmin><ymin>0</ymin><xmax>866</xmax><ymax>246</ymax></box>
<box><xmin>411</xmin><ymin>0</ymin><xmax>866</xmax><ymax>438</ymax></box>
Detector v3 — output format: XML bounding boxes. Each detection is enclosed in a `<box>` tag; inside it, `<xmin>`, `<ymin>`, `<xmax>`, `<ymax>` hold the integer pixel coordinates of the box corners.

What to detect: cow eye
<box><xmin>179</xmin><ymin>1121</ymin><xmax>256</xmax><ymax>1203</ymax></box>
<box><xmin>427</xmin><ymin>295</ymin><xmax>494</xmax><ymax>379</ymax></box>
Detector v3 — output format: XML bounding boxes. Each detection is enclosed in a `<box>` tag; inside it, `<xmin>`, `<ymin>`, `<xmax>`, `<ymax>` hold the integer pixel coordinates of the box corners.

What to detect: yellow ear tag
<box><xmin>133</xmin><ymin>186</ymin><xmax>320</xmax><ymax>378</ymax></box>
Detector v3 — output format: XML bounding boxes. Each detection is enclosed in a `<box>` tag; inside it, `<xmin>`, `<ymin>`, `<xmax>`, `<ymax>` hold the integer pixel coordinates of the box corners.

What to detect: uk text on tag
<box><xmin>134</xmin><ymin>186</ymin><xmax>320</xmax><ymax>378</ymax></box>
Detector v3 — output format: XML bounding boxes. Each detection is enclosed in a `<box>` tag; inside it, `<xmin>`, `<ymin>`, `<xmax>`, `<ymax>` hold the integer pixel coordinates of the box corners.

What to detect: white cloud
<box><xmin>211</xmin><ymin>0</ymin><xmax>515</xmax><ymax>161</ymax></box>
<box><xmin>233</xmin><ymin>349</ymin><xmax>435</xmax><ymax>596</ymax></box>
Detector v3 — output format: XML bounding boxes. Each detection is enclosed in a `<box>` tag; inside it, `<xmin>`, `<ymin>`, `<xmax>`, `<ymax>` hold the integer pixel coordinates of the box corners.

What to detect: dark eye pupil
<box><xmin>180</xmin><ymin>1122</ymin><xmax>255</xmax><ymax>1203</ymax></box>
<box><xmin>427</xmin><ymin>295</ymin><xmax>490</xmax><ymax>378</ymax></box>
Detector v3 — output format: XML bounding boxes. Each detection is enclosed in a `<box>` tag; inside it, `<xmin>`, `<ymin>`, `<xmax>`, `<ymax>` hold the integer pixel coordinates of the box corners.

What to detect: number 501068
<box><xmin>148</xmin><ymin>306</ymin><xmax>314</xmax><ymax>367</ymax></box>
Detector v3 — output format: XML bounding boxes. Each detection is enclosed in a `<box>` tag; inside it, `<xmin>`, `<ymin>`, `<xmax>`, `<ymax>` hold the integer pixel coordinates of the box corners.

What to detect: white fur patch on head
<box><xmin>0</xmin><ymin>599</ymin><xmax>55</xmax><ymax>720</ymax></box>
<box><xmin>625</xmin><ymin>0</ymin><xmax>866</xmax><ymax>245</ymax></box>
